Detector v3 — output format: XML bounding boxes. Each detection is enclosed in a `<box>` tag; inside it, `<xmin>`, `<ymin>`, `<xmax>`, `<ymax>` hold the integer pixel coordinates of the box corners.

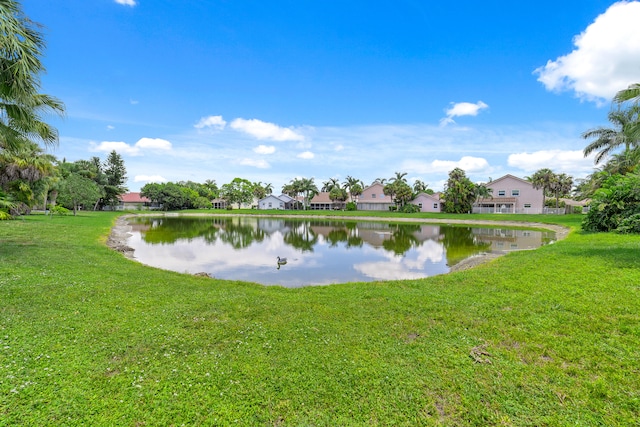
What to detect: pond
<box><xmin>124</xmin><ymin>216</ymin><xmax>556</xmax><ymax>287</ymax></box>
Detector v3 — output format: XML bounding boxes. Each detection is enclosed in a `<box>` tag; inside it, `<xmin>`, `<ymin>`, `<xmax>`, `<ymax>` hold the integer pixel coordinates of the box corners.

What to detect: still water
<box><xmin>125</xmin><ymin>216</ymin><xmax>555</xmax><ymax>287</ymax></box>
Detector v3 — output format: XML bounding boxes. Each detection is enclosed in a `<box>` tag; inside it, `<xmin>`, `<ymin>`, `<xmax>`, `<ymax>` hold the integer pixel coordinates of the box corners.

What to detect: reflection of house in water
<box><xmin>308</xmin><ymin>222</ymin><xmax>443</xmax><ymax>252</ymax></box>
<box><xmin>472</xmin><ymin>228</ymin><xmax>553</xmax><ymax>252</ymax></box>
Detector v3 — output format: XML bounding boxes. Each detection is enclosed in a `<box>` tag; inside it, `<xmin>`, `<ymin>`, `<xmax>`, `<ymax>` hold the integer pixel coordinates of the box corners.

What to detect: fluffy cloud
<box><xmin>115</xmin><ymin>0</ymin><xmax>137</xmax><ymax>6</ymax></box>
<box><xmin>534</xmin><ymin>1</ymin><xmax>640</xmax><ymax>102</ymax></box>
<box><xmin>135</xmin><ymin>137</ymin><xmax>172</xmax><ymax>151</ymax></box>
<box><xmin>91</xmin><ymin>137</ymin><xmax>172</xmax><ymax>156</ymax></box>
<box><xmin>253</xmin><ymin>145</ymin><xmax>276</xmax><ymax>154</ymax></box>
<box><xmin>195</xmin><ymin>115</ymin><xmax>227</xmax><ymax>130</ymax></box>
<box><xmin>230</xmin><ymin>118</ymin><xmax>305</xmax><ymax>141</ymax></box>
<box><xmin>403</xmin><ymin>156</ymin><xmax>490</xmax><ymax>174</ymax></box>
<box><xmin>91</xmin><ymin>141</ymin><xmax>140</xmax><ymax>156</ymax></box>
<box><xmin>508</xmin><ymin>150</ymin><xmax>596</xmax><ymax>173</ymax></box>
<box><xmin>134</xmin><ymin>175</ymin><xmax>167</xmax><ymax>184</ymax></box>
<box><xmin>440</xmin><ymin>101</ymin><xmax>489</xmax><ymax>126</ymax></box>
<box><xmin>297</xmin><ymin>151</ymin><xmax>315</xmax><ymax>160</ymax></box>
<box><xmin>239</xmin><ymin>158</ymin><xmax>271</xmax><ymax>168</ymax></box>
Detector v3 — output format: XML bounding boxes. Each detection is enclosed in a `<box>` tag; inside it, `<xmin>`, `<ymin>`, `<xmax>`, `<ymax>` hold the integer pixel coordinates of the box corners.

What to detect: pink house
<box><xmin>357</xmin><ymin>182</ymin><xmax>394</xmax><ymax>211</ymax></box>
<box><xmin>117</xmin><ymin>192</ymin><xmax>153</xmax><ymax>210</ymax></box>
<box><xmin>412</xmin><ymin>192</ymin><xmax>442</xmax><ymax>213</ymax></box>
<box><xmin>474</xmin><ymin>174</ymin><xmax>545</xmax><ymax>214</ymax></box>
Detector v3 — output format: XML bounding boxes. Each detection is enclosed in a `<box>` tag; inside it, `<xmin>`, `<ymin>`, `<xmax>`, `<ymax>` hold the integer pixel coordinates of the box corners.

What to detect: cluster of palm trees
<box><xmin>1</xmin><ymin>1</ymin><xmax>65</xmax><ymax>218</ymax></box>
<box><xmin>576</xmin><ymin>83</ymin><xmax>640</xmax><ymax>200</ymax></box>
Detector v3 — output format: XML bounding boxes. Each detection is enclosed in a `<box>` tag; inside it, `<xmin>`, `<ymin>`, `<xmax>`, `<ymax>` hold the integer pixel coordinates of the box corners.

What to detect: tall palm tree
<box><xmin>528</xmin><ymin>168</ymin><xmax>557</xmax><ymax>200</ymax></box>
<box><xmin>582</xmin><ymin>105</ymin><xmax>640</xmax><ymax>165</ymax></box>
<box><xmin>391</xmin><ymin>171</ymin><xmax>408</xmax><ymax>183</ymax></box>
<box><xmin>343</xmin><ymin>175</ymin><xmax>362</xmax><ymax>202</ymax></box>
<box><xmin>550</xmin><ymin>173</ymin><xmax>573</xmax><ymax>210</ymax></box>
<box><xmin>1</xmin><ymin>0</ymin><xmax>65</xmax><ymax>150</ymax></box>
<box><xmin>321</xmin><ymin>177</ymin><xmax>340</xmax><ymax>192</ymax></box>
<box><xmin>614</xmin><ymin>83</ymin><xmax>640</xmax><ymax>104</ymax></box>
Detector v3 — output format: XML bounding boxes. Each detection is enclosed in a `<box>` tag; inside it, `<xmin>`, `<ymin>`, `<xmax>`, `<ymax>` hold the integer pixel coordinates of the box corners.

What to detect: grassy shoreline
<box><xmin>1</xmin><ymin>211</ymin><xmax>639</xmax><ymax>426</ymax></box>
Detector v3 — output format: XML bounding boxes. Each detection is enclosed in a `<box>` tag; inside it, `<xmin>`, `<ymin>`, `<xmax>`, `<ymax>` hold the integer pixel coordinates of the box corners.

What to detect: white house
<box><xmin>473</xmin><ymin>174</ymin><xmax>545</xmax><ymax>214</ymax></box>
<box><xmin>258</xmin><ymin>194</ymin><xmax>299</xmax><ymax>210</ymax></box>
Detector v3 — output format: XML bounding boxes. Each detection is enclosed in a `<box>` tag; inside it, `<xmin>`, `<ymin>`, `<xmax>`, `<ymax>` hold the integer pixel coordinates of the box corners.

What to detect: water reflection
<box><xmin>125</xmin><ymin>216</ymin><xmax>555</xmax><ymax>287</ymax></box>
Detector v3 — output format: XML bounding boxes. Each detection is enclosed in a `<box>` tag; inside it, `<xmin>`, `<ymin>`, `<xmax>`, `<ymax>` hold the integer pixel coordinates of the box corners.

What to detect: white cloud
<box><xmin>195</xmin><ymin>115</ymin><xmax>227</xmax><ymax>130</ymax></box>
<box><xmin>107</xmin><ymin>125</ymin><xmax>115</xmax><ymax>130</ymax></box>
<box><xmin>239</xmin><ymin>158</ymin><xmax>271</xmax><ymax>168</ymax></box>
<box><xmin>534</xmin><ymin>1</ymin><xmax>640</xmax><ymax>102</ymax></box>
<box><xmin>134</xmin><ymin>175</ymin><xmax>167</xmax><ymax>184</ymax></box>
<box><xmin>403</xmin><ymin>156</ymin><xmax>490</xmax><ymax>174</ymax></box>
<box><xmin>334</xmin><ymin>144</ymin><xmax>344</xmax><ymax>151</ymax></box>
<box><xmin>508</xmin><ymin>150</ymin><xmax>596</xmax><ymax>173</ymax></box>
<box><xmin>115</xmin><ymin>0</ymin><xmax>137</xmax><ymax>6</ymax></box>
<box><xmin>90</xmin><ymin>137</ymin><xmax>172</xmax><ymax>156</ymax></box>
<box><xmin>253</xmin><ymin>145</ymin><xmax>276</xmax><ymax>154</ymax></box>
<box><xmin>91</xmin><ymin>141</ymin><xmax>141</xmax><ymax>156</ymax></box>
<box><xmin>130</xmin><ymin>99</ymin><xmax>139</xmax><ymax>105</ymax></box>
<box><xmin>297</xmin><ymin>151</ymin><xmax>314</xmax><ymax>160</ymax></box>
<box><xmin>135</xmin><ymin>137</ymin><xmax>172</xmax><ymax>151</ymax></box>
<box><xmin>230</xmin><ymin>118</ymin><xmax>305</xmax><ymax>141</ymax></box>
<box><xmin>440</xmin><ymin>101</ymin><xmax>489</xmax><ymax>126</ymax></box>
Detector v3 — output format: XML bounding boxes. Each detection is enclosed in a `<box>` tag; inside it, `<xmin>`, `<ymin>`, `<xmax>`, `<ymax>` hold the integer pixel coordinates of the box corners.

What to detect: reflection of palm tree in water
<box><xmin>382</xmin><ymin>224</ymin><xmax>420</xmax><ymax>255</ymax></box>
<box><xmin>283</xmin><ymin>221</ymin><xmax>318</xmax><ymax>252</ymax></box>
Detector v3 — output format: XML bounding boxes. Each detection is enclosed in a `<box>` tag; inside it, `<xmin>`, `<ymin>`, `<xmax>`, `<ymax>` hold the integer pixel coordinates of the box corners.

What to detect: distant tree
<box><xmin>322</xmin><ymin>178</ymin><xmax>340</xmax><ymax>192</ymax></box>
<box><xmin>102</xmin><ymin>150</ymin><xmax>128</xmax><ymax>209</ymax></box>
<box><xmin>529</xmin><ymin>168</ymin><xmax>557</xmax><ymax>199</ymax></box>
<box><xmin>412</xmin><ymin>179</ymin><xmax>428</xmax><ymax>194</ymax></box>
<box><xmin>550</xmin><ymin>173</ymin><xmax>573</xmax><ymax>210</ymax></box>
<box><xmin>58</xmin><ymin>173</ymin><xmax>102</xmax><ymax>215</ymax></box>
<box><xmin>442</xmin><ymin>168</ymin><xmax>476</xmax><ymax>213</ymax></box>
<box><xmin>391</xmin><ymin>171</ymin><xmax>408</xmax><ymax>183</ymax></box>
<box><xmin>220</xmin><ymin>178</ymin><xmax>254</xmax><ymax>208</ymax></box>
<box><xmin>329</xmin><ymin>186</ymin><xmax>347</xmax><ymax>208</ymax></box>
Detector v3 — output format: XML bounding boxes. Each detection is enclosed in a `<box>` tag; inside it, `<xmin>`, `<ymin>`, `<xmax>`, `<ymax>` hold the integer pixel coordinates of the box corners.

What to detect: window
<box><xmin>512</xmin><ymin>189</ymin><xmax>520</xmax><ymax>196</ymax></box>
<box><xmin>433</xmin><ymin>203</ymin><xmax>438</xmax><ymax>209</ymax></box>
<box><xmin>418</xmin><ymin>203</ymin><xmax>423</xmax><ymax>209</ymax></box>
<box><xmin>498</xmin><ymin>190</ymin><xmax>506</xmax><ymax>196</ymax></box>
<box><xmin>524</xmin><ymin>203</ymin><xmax>531</xmax><ymax>208</ymax></box>
<box><xmin>372</xmin><ymin>194</ymin><xmax>376</xmax><ymax>198</ymax></box>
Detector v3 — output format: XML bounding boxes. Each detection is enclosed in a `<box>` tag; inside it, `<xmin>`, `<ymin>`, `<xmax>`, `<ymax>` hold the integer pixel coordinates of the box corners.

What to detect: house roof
<box><xmin>119</xmin><ymin>192</ymin><xmax>150</xmax><ymax>203</ymax></box>
<box><xmin>310</xmin><ymin>192</ymin><xmax>335</xmax><ymax>203</ymax></box>
<box><xmin>487</xmin><ymin>174</ymin><xmax>533</xmax><ymax>187</ymax></box>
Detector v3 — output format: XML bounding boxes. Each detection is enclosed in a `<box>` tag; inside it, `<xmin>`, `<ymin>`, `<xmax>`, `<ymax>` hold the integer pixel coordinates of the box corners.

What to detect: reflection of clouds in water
<box><xmin>130</xmin><ymin>233</ymin><xmax>311</xmax><ymax>274</ymax></box>
<box><xmin>353</xmin><ymin>240</ymin><xmax>446</xmax><ymax>281</ymax></box>
<box><xmin>404</xmin><ymin>240</ymin><xmax>444</xmax><ymax>269</ymax></box>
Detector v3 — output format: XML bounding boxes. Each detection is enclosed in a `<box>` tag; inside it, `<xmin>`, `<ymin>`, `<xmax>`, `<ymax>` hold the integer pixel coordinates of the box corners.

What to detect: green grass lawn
<box><xmin>1</xmin><ymin>211</ymin><xmax>639</xmax><ymax>426</ymax></box>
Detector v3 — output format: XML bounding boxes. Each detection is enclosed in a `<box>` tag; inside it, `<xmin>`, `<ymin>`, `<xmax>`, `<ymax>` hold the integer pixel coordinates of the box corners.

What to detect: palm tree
<box><xmin>614</xmin><ymin>83</ymin><xmax>640</xmax><ymax>104</ymax></box>
<box><xmin>321</xmin><ymin>178</ymin><xmax>340</xmax><ymax>192</ymax></box>
<box><xmin>391</xmin><ymin>171</ymin><xmax>408</xmax><ymax>183</ymax></box>
<box><xmin>412</xmin><ymin>179</ymin><xmax>428</xmax><ymax>194</ymax></box>
<box><xmin>298</xmin><ymin>177</ymin><xmax>318</xmax><ymax>210</ymax></box>
<box><xmin>0</xmin><ymin>0</ymin><xmax>65</xmax><ymax>150</ymax></box>
<box><xmin>549</xmin><ymin>173</ymin><xmax>573</xmax><ymax>210</ymax></box>
<box><xmin>582</xmin><ymin>105</ymin><xmax>640</xmax><ymax>165</ymax></box>
<box><xmin>343</xmin><ymin>175</ymin><xmax>362</xmax><ymax>202</ymax></box>
<box><xmin>529</xmin><ymin>168</ymin><xmax>557</xmax><ymax>200</ymax></box>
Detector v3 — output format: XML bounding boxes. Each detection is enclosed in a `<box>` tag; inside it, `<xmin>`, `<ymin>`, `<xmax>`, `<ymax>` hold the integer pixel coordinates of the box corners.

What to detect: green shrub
<box><xmin>400</xmin><ymin>204</ymin><xmax>420</xmax><ymax>213</ymax></box>
<box><xmin>50</xmin><ymin>206</ymin><xmax>70</xmax><ymax>216</ymax></box>
<box><xmin>345</xmin><ymin>202</ymin><xmax>357</xmax><ymax>211</ymax></box>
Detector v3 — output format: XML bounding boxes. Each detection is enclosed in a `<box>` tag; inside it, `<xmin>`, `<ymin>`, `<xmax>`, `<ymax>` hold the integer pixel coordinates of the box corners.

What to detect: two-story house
<box><xmin>473</xmin><ymin>174</ymin><xmax>544</xmax><ymax>214</ymax></box>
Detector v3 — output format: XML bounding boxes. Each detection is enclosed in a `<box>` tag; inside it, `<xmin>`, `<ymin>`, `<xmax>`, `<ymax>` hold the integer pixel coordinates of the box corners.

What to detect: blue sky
<box><xmin>23</xmin><ymin>0</ymin><xmax>640</xmax><ymax>192</ymax></box>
